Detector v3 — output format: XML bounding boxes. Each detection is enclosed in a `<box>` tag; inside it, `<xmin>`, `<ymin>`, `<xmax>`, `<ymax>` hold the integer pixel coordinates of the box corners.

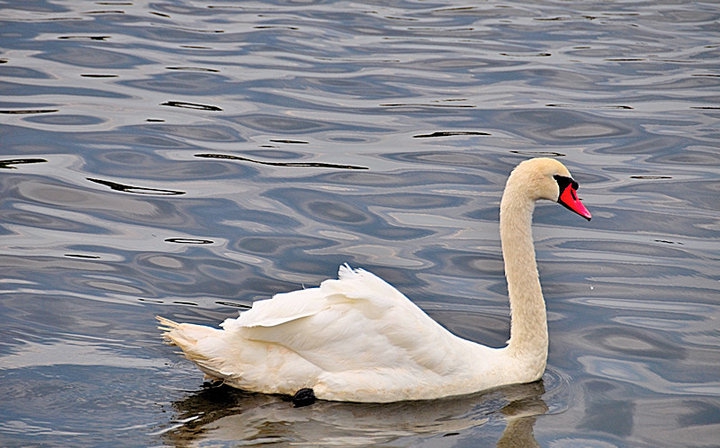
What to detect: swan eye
<box><xmin>553</xmin><ymin>175</ymin><xmax>577</xmax><ymax>192</ymax></box>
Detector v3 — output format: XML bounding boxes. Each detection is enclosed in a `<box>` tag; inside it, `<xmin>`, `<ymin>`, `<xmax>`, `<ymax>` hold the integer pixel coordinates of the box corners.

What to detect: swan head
<box><xmin>509</xmin><ymin>158</ymin><xmax>592</xmax><ymax>221</ymax></box>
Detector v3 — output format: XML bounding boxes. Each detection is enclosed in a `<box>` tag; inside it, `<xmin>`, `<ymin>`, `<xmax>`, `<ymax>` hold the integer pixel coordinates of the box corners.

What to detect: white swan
<box><xmin>158</xmin><ymin>157</ymin><xmax>591</xmax><ymax>403</ymax></box>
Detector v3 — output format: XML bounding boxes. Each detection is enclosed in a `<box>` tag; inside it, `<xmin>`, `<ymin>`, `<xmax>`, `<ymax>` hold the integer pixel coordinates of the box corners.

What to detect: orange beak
<box><xmin>558</xmin><ymin>181</ymin><xmax>592</xmax><ymax>221</ymax></box>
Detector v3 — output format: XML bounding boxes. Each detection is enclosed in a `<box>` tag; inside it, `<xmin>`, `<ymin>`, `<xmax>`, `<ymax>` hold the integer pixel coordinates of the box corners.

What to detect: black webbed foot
<box><xmin>292</xmin><ymin>388</ymin><xmax>316</xmax><ymax>407</ymax></box>
<box><xmin>202</xmin><ymin>379</ymin><xmax>224</xmax><ymax>388</ymax></box>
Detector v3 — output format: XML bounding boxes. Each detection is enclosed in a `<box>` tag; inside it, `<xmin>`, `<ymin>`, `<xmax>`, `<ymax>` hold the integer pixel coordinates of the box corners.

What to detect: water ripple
<box><xmin>1</xmin><ymin>0</ymin><xmax>719</xmax><ymax>446</ymax></box>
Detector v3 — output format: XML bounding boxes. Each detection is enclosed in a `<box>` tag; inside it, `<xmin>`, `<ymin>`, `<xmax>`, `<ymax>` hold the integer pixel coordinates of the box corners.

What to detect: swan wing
<box><xmin>222</xmin><ymin>265</ymin><xmax>459</xmax><ymax>372</ymax></box>
<box><xmin>230</xmin><ymin>264</ymin><xmax>403</xmax><ymax>329</ymax></box>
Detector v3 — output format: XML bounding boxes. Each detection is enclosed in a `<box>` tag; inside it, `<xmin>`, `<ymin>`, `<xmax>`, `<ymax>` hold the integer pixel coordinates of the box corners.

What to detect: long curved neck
<box><xmin>499</xmin><ymin>182</ymin><xmax>548</xmax><ymax>370</ymax></box>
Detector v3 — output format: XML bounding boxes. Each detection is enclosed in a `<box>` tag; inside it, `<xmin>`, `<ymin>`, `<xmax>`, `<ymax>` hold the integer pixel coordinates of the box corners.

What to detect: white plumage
<box><xmin>159</xmin><ymin>157</ymin><xmax>591</xmax><ymax>403</ymax></box>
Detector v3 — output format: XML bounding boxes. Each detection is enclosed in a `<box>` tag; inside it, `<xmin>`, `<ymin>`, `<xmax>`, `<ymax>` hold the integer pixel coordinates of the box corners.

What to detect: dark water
<box><xmin>1</xmin><ymin>0</ymin><xmax>719</xmax><ymax>446</ymax></box>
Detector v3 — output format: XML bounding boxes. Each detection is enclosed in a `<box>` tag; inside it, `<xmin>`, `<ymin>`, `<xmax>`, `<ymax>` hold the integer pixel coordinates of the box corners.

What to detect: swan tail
<box><xmin>156</xmin><ymin>316</ymin><xmax>229</xmax><ymax>382</ymax></box>
<box><xmin>157</xmin><ymin>316</ymin><xmax>213</xmax><ymax>347</ymax></box>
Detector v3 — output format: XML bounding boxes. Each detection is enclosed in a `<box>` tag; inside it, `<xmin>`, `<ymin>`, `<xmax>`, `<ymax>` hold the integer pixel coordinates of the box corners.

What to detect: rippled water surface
<box><xmin>1</xmin><ymin>1</ymin><xmax>719</xmax><ymax>446</ymax></box>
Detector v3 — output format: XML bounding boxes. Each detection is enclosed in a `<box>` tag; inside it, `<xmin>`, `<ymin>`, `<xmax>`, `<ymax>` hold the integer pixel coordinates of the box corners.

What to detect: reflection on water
<box><xmin>1</xmin><ymin>0</ymin><xmax>719</xmax><ymax>447</ymax></box>
<box><xmin>161</xmin><ymin>380</ymin><xmax>549</xmax><ymax>447</ymax></box>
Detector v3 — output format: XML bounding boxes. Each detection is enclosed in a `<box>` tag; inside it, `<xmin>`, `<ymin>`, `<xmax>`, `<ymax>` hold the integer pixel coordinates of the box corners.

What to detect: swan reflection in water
<box><xmin>161</xmin><ymin>380</ymin><xmax>548</xmax><ymax>447</ymax></box>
